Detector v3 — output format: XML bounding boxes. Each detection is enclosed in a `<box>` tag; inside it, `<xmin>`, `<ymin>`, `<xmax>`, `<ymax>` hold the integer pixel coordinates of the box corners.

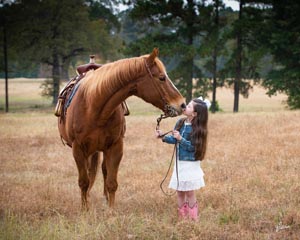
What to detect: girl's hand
<box><xmin>155</xmin><ymin>130</ymin><xmax>163</xmax><ymax>138</ymax></box>
<box><xmin>172</xmin><ymin>130</ymin><xmax>182</xmax><ymax>141</ymax></box>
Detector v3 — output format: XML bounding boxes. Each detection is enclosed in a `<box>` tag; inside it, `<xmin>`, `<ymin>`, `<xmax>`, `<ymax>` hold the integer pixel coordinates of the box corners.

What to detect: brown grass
<box><xmin>0</xmin><ymin>79</ymin><xmax>300</xmax><ymax>239</ymax></box>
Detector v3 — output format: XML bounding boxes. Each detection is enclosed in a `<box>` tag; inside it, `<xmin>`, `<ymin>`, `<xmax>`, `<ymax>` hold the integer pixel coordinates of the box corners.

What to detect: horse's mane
<box><xmin>80</xmin><ymin>55</ymin><xmax>166</xmax><ymax>104</ymax></box>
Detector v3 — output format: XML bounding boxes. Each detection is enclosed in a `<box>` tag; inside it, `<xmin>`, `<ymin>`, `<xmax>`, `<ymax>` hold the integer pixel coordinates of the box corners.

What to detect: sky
<box><xmin>223</xmin><ymin>0</ymin><xmax>239</xmax><ymax>10</ymax></box>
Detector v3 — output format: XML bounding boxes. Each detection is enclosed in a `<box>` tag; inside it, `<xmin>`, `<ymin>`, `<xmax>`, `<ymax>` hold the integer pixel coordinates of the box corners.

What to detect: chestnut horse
<box><xmin>58</xmin><ymin>48</ymin><xmax>185</xmax><ymax>210</ymax></box>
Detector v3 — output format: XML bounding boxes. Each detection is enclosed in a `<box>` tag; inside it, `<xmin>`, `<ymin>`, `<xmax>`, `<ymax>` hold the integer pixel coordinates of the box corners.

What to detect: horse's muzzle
<box><xmin>164</xmin><ymin>104</ymin><xmax>181</xmax><ymax>117</ymax></box>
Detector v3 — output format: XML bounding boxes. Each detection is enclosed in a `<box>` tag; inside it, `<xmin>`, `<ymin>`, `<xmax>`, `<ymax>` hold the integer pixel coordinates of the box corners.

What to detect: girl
<box><xmin>156</xmin><ymin>97</ymin><xmax>210</xmax><ymax>221</ymax></box>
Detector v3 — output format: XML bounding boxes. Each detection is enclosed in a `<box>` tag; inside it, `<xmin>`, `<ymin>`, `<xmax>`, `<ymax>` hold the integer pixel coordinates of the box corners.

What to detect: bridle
<box><xmin>145</xmin><ymin>59</ymin><xmax>180</xmax><ymax>196</ymax></box>
<box><xmin>144</xmin><ymin>59</ymin><xmax>178</xmax><ymax>118</ymax></box>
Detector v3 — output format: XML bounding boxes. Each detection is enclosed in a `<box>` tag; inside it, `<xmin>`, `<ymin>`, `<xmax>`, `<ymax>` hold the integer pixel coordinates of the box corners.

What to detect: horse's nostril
<box><xmin>181</xmin><ymin>103</ymin><xmax>186</xmax><ymax>109</ymax></box>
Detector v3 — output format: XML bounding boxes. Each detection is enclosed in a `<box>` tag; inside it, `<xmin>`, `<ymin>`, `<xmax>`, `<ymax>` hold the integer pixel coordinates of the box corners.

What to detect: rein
<box><xmin>160</xmin><ymin>144</ymin><xmax>178</xmax><ymax>196</ymax></box>
<box><xmin>156</xmin><ymin>114</ymin><xmax>173</xmax><ymax>137</ymax></box>
<box><xmin>156</xmin><ymin>114</ymin><xmax>180</xmax><ymax>196</ymax></box>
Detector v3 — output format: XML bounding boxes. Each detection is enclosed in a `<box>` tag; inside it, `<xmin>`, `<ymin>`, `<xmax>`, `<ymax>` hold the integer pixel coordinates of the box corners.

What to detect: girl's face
<box><xmin>183</xmin><ymin>101</ymin><xmax>195</xmax><ymax>117</ymax></box>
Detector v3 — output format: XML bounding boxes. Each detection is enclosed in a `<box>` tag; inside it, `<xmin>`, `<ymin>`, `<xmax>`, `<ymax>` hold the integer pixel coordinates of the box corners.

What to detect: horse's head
<box><xmin>135</xmin><ymin>48</ymin><xmax>186</xmax><ymax>117</ymax></box>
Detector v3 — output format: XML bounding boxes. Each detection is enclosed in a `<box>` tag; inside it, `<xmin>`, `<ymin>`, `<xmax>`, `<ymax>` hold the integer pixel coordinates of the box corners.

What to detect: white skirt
<box><xmin>168</xmin><ymin>160</ymin><xmax>205</xmax><ymax>191</ymax></box>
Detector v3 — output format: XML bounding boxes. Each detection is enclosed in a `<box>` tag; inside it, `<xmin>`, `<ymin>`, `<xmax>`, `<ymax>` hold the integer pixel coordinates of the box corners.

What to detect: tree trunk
<box><xmin>185</xmin><ymin>0</ymin><xmax>196</xmax><ymax>103</ymax></box>
<box><xmin>212</xmin><ymin>51</ymin><xmax>217</xmax><ymax>113</ymax></box>
<box><xmin>186</xmin><ymin>58</ymin><xmax>193</xmax><ymax>103</ymax></box>
<box><xmin>61</xmin><ymin>58</ymin><xmax>70</xmax><ymax>81</ymax></box>
<box><xmin>211</xmin><ymin>0</ymin><xmax>220</xmax><ymax>113</ymax></box>
<box><xmin>233</xmin><ymin>0</ymin><xmax>243</xmax><ymax>112</ymax></box>
<box><xmin>52</xmin><ymin>53</ymin><xmax>60</xmax><ymax>105</ymax></box>
<box><xmin>3</xmin><ymin>16</ymin><xmax>9</xmax><ymax>112</ymax></box>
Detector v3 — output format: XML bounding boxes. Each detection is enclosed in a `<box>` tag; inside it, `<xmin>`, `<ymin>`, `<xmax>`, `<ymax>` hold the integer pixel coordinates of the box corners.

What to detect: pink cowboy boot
<box><xmin>178</xmin><ymin>202</ymin><xmax>188</xmax><ymax>220</ymax></box>
<box><xmin>188</xmin><ymin>202</ymin><xmax>198</xmax><ymax>221</ymax></box>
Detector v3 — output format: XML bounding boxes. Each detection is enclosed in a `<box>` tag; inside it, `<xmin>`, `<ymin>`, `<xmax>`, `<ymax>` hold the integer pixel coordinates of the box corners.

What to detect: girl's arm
<box><xmin>159</xmin><ymin>119</ymin><xmax>185</xmax><ymax>145</ymax></box>
<box><xmin>162</xmin><ymin>135</ymin><xmax>177</xmax><ymax>144</ymax></box>
<box><xmin>155</xmin><ymin>130</ymin><xmax>176</xmax><ymax>144</ymax></box>
<box><xmin>162</xmin><ymin>134</ymin><xmax>195</xmax><ymax>151</ymax></box>
<box><xmin>173</xmin><ymin>129</ymin><xmax>195</xmax><ymax>152</ymax></box>
<box><xmin>178</xmin><ymin>138</ymin><xmax>195</xmax><ymax>152</ymax></box>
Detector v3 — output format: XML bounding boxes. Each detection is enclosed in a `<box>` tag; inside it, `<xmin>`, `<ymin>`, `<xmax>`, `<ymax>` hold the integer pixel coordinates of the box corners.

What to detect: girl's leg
<box><xmin>186</xmin><ymin>190</ymin><xmax>196</xmax><ymax>207</ymax></box>
<box><xmin>177</xmin><ymin>191</ymin><xmax>186</xmax><ymax>207</ymax></box>
<box><xmin>186</xmin><ymin>190</ymin><xmax>198</xmax><ymax>221</ymax></box>
<box><xmin>177</xmin><ymin>191</ymin><xmax>188</xmax><ymax>220</ymax></box>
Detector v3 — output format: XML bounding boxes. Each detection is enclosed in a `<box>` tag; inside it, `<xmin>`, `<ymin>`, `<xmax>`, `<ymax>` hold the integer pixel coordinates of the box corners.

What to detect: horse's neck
<box><xmin>97</xmin><ymin>85</ymin><xmax>132</xmax><ymax>126</ymax></box>
<box><xmin>86</xmin><ymin>70</ymin><xmax>137</xmax><ymax>125</ymax></box>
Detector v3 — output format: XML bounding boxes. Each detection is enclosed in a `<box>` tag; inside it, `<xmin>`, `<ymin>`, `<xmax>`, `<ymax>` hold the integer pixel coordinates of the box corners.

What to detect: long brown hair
<box><xmin>191</xmin><ymin>98</ymin><xmax>208</xmax><ymax>160</ymax></box>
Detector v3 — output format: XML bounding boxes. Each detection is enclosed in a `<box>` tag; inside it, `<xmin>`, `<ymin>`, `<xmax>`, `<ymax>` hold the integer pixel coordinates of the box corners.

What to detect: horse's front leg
<box><xmin>72</xmin><ymin>142</ymin><xmax>90</xmax><ymax>211</ymax></box>
<box><xmin>103</xmin><ymin>138</ymin><xmax>123</xmax><ymax>208</ymax></box>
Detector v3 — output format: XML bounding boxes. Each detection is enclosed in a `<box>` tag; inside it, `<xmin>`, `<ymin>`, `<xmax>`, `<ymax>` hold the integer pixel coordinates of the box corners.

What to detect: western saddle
<box><xmin>54</xmin><ymin>55</ymin><xmax>130</xmax><ymax>118</ymax></box>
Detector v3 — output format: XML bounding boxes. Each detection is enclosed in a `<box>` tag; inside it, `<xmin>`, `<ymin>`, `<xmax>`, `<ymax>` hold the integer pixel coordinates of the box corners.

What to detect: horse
<box><xmin>58</xmin><ymin>48</ymin><xmax>186</xmax><ymax>210</ymax></box>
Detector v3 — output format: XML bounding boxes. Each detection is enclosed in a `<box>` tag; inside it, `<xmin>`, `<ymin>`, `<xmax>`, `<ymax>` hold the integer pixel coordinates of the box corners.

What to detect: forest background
<box><xmin>1</xmin><ymin>1</ymin><xmax>300</xmax><ymax>239</ymax></box>
<box><xmin>1</xmin><ymin>0</ymin><xmax>299</xmax><ymax>112</ymax></box>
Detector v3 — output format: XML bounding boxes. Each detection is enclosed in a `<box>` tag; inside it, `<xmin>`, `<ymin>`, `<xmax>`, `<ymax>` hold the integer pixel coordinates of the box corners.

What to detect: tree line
<box><xmin>0</xmin><ymin>0</ymin><xmax>299</xmax><ymax>111</ymax></box>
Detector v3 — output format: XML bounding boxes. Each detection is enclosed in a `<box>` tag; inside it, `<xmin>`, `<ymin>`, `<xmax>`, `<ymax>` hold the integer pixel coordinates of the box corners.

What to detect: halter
<box><xmin>144</xmin><ymin>59</ymin><xmax>177</xmax><ymax>118</ymax></box>
<box><xmin>144</xmin><ymin>60</ymin><xmax>154</xmax><ymax>79</ymax></box>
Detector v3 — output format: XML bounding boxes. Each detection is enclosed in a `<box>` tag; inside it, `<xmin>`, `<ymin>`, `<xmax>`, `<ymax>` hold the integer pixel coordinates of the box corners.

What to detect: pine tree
<box><xmin>124</xmin><ymin>0</ymin><xmax>213</xmax><ymax>103</ymax></box>
<box><xmin>262</xmin><ymin>0</ymin><xmax>300</xmax><ymax>109</ymax></box>
<box><xmin>0</xmin><ymin>0</ymin><xmax>122</xmax><ymax>105</ymax></box>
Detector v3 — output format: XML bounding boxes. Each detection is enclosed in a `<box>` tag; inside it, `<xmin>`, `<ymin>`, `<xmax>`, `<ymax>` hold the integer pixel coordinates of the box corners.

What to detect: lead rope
<box><xmin>156</xmin><ymin>114</ymin><xmax>180</xmax><ymax>196</ymax></box>
<box><xmin>159</xmin><ymin>144</ymin><xmax>179</xmax><ymax>196</ymax></box>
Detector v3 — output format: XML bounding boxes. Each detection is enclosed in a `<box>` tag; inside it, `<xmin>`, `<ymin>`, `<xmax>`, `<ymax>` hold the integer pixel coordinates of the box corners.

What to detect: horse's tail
<box><xmin>87</xmin><ymin>151</ymin><xmax>100</xmax><ymax>193</ymax></box>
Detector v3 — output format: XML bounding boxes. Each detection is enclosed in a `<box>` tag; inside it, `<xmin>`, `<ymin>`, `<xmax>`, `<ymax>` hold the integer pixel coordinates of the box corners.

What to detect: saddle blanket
<box><xmin>65</xmin><ymin>82</ymin><xmax>81</xmax><ymax>111</ymax></box>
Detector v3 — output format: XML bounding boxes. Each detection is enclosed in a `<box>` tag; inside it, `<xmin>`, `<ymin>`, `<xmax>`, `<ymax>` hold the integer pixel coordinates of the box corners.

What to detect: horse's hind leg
<box><xmin>101</xmin><ymin>157</ymin><xmax>109</xmax><ymax>202</ymax></box>
<box><xmin>87</xmin><ymin>152</ymin><xmax>100</xmax><ymax>196</ymax></box>
<box><xmin>103</xmin><ymin>138</ymin><xmax>123</xmax><ymax>208</ymax></box>
<box><xmin>72</xmin><ymin>142</ymin><xmax>90</xmax><ymax>210</ymax></box>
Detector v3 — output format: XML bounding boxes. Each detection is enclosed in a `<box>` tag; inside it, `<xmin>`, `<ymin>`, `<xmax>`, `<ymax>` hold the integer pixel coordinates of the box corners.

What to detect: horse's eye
<box><xmin>159</xmin><ymin>75</ymin><xmax>166</xmax><ymax>81</ymax></box>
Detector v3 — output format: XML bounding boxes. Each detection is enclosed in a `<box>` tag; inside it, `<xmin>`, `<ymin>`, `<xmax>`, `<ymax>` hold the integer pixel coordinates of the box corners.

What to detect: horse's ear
<box><xmin>147</xmin><ymin>48</ymin><xmax>159</xmax><ymax>65</ymax></box>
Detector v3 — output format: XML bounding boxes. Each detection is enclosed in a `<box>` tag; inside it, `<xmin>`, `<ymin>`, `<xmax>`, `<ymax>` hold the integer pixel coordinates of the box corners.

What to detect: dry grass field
<box><xmin>0</xmin><ymin>79</ymin><xmax>300</xmax><ymax>239</ymax></box>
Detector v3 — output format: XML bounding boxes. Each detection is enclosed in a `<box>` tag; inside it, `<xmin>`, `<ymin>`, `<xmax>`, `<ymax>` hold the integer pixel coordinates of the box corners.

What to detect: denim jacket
<box><xmin>162</xmin><ymin>119</ymin><xmax>196</xmax><ymax>161</ymax></box>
